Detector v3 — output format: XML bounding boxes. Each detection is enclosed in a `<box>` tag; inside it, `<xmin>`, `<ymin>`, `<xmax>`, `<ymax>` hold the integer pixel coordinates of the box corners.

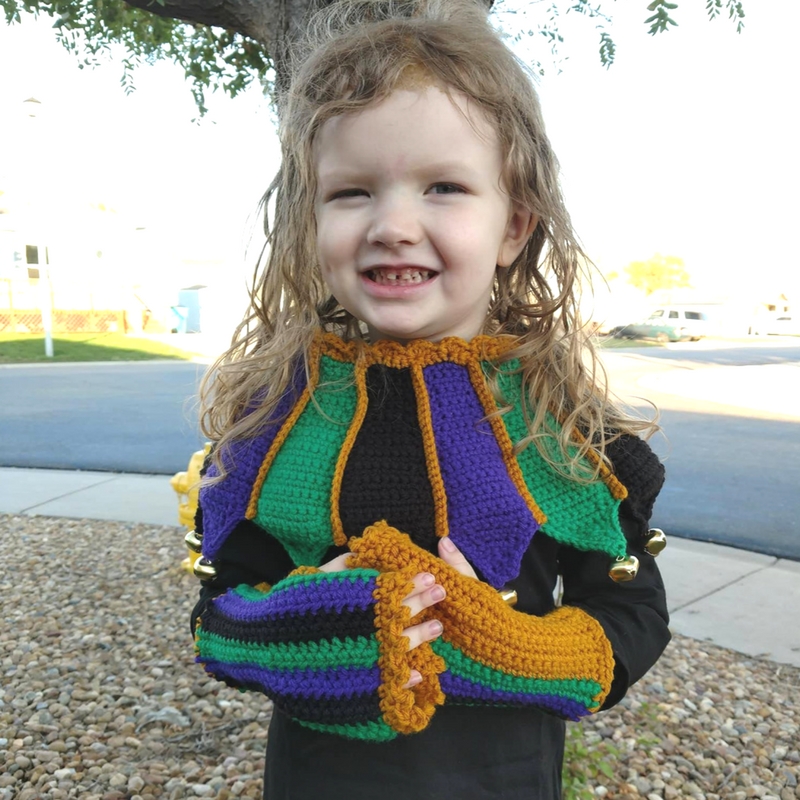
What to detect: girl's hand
<box><xmin>318</xmin><ymin>536</ymin><xmax>476</xmax><ymax>689</ymax></box>
<box><xmin>438</xmin><ymin>536</ymin><xmax>478</xmax><ymax>580</ymax></box>
<box><xmin>319</xmin><ymin>553</ymin><xmax>447</xmax><ymax>690</ymax></box>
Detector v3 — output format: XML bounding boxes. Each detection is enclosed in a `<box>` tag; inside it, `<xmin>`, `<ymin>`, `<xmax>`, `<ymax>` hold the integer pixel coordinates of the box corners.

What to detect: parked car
<box><xmin>750</xmin><ymin>316</ymin><xmax>800</xmax><ymax>336</ymax></box>
<box><xmin>613</xmin><ymin>308</ymin><xmax>709</xmax><ymax>343</ymax></box>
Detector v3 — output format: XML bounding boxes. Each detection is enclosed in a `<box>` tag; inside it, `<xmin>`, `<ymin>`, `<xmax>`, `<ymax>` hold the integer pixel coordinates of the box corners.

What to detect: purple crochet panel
<box><xmin>212</xmin><ymin>577</ymin><xmax>378</xmax><ymax>619</ymax></box>
<box><xmin>199</xmin><ymin>660</ymin><xmax>381</xmax><ymax>698</ymax></box>
<box><xmin>439</xmin><ymin>673</ymin><xmax>588</xmax><ymax>720</ymax></box>
<box><xmin>200</xmin><ymin>363</ymin><xmax>307</xmax><ymax>559</ymax></box>
<box><xmin>423</xmin><ymin>362</ymin><xmax>539</xmax><ymax>587</ymax></box>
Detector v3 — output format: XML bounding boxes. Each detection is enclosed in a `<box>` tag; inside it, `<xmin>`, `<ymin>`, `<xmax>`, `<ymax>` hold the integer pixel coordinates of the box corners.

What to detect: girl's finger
<box><xmin>403</xmin><ymin>619</ymin><xmax>443</xmax><ymax>651</ymax></box>
<box><xmin>317</xmin><ymin>553</ymin><xmax>352</xmax><ymax>573</ymax></box>
<box><xmin>402</xmin><ymin>669</ymin><xmax>423</xmax><ymax>690</ymax></box>
<box><xmin>438</xmin><ymin>537</ymin><xmax>478</xmax><ymax>579</ymax></box>
<box><xmin>405</xmin><ymin>571</ymin><xmax>436</xmax><ymax>599</ymax></box>
<box><xmin>403</xmin><ymin>581</ymin><xmax>446</xmax><ymax>618</ymax></box>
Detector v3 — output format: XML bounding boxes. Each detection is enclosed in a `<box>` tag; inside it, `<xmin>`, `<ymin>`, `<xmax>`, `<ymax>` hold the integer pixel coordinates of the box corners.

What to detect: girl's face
<box><xmin>313</xmin><ymin>87</ymin><xmax>534</xmax><ymax>343</ymax></box>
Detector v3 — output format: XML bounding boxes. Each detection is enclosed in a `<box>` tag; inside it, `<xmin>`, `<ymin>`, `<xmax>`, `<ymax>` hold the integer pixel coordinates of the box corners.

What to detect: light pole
<box><xmin>23</xmin><ymin>97</ymin><xmax>54</xmax><ymax>358</ymax></box>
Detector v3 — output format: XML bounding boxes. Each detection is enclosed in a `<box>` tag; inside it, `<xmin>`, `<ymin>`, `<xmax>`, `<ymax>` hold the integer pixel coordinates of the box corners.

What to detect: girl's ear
<box><xmin>497</xmin><ymin>207</ymin><xmax>538</xmax><ymax>268</ymax></box>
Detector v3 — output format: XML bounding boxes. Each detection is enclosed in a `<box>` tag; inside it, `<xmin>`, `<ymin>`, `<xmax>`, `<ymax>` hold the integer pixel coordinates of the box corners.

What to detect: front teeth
<box><xmin>371</xmin><ymin>269</ymin><xmax>432</xmax><ymax>285</ymax></box>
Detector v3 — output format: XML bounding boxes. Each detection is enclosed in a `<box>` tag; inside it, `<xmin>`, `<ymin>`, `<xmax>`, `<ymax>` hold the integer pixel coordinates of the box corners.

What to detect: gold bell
<box><xmin>193</xmin><ymin>557</ymin><xmax>218</xmax><ymax>581</ymax></box>
<box><xmin>184</xmin><ymin>529</ymin><xmax>203</xmax><ymax>553</ymax></box>
<box><xmin>609</xmin><ymin>555</ymin><xmax>639</xmax><ymax>583</ymax></box>
<box><xmin>498</xmin><ymin>587</ymin><xmax>518</xmax><ymax>607</ymax></box>
<box><xmin>644</xmin><ymin>528</ymin><xmax>667</xmax><ymax>556</ymax></box>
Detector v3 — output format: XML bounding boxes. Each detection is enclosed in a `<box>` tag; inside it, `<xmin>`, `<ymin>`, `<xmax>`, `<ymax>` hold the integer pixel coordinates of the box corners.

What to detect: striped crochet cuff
<box><xmin>195</xmin><ymin>567</ymin><xmax>445</xmax><ymax>740</ymax></box>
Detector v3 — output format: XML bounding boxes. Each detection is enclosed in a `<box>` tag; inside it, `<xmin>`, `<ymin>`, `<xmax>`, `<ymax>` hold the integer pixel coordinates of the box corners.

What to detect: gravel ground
<box><xmin>1</xmin><ymin>513</ymin><xmax>798</xmax><ymax>800</ymax></box>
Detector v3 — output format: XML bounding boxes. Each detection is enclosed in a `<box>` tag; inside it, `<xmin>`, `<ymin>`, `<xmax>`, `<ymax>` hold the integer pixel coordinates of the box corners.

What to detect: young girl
<box><xmin>189</xmin><ymin>0</ymin><xmax>670</xmax><ymax>797</ymax></box>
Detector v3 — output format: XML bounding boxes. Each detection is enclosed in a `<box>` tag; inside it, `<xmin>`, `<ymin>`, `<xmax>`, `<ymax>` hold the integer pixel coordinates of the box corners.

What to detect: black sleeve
<box><xmin>189</xmin><ymin>512</ymin><xmax>299</xmax><ymax>636</ymax></box>
<box><xmin>558</xmin><ymin>434</ymin><xmax>671</xmax><ymax>710</ymax></box>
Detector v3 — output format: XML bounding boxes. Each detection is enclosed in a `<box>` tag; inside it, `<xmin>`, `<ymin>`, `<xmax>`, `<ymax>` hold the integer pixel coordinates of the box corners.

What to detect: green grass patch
<box><xmin>562</xmin><ymin>723</ymin><xmax>622</xmax><ymax>799</ymax></box>
<box><xmin>596</xmin><ymin>335</ymin><xmax>662</xmax><ymax>349</ymax></box>
<box><xmin>0</xmin><ymin>333</ymin><xmax>199</xmax><ymax>363</ymax></box>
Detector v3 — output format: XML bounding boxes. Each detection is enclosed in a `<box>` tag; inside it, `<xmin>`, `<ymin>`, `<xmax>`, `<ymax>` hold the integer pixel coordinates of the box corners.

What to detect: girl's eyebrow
<box><xmin>318</xmin><ymin>160</ymin><xmax>487</xmax><ymax>184</ymax></box>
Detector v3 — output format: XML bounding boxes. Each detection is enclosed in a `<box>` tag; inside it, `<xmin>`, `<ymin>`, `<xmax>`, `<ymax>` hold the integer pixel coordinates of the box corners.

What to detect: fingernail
<box><xmin>428</xmin><ymin>620</ymin><xmax>443</xmax><ymax>638</ymax></box>
<box><xmin>430</xmin><ymin>586</ymin><xmax>445</xmax><ymax>602</ymax></box>
<box><xmin>421</xmin><ymin>573</ymin><xmax>435</xmax><ymax>587</ymax></box>
<box><xmin>441</xmin><ymin>537</ymin><xmax>456</xmax><ymax>553</ymax></box>
<box><xmin>408</xmin><ymin>672</ymin><xmax>422</xmax><ymax>687</ymax></box>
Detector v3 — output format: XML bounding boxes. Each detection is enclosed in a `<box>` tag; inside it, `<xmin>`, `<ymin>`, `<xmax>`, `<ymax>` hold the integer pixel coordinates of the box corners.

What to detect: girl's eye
<box><xmin>429</xmin><ymin>183</ymin><xmax>465</xmax><ymax>195</ymax></box>
<box><xmin>330</xmin><ymin>188</ymin><xmax>368</xmax><ymax>200</ymax></box>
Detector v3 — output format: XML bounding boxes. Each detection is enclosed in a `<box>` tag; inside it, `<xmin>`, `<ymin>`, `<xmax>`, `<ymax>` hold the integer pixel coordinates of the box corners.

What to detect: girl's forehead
<box><xmin>313</xmin><ymin>85</ymin><xmax>499</xmax><ymax>157</ymax></box>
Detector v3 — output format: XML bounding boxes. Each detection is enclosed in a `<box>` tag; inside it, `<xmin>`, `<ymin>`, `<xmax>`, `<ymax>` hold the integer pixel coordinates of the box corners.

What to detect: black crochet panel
<box><xmin>339</xmin><ymin>365</ymin><xmax>438</xmax><ymax>552</ymax></box>
<box><xmin>607</xmin><ymin>435</ymin><xmax>666</xmax><ymax>536</ymax></box>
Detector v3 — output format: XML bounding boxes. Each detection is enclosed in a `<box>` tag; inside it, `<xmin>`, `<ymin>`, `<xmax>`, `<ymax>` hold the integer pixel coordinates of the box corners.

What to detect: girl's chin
<box><xmin>365</xmin><ymin>322</ymin><xmax>477</xmax><ymax>344</ymax></box>
<box><xmin>366</xmin><ymin>322</ymin><xmax>435</xmax><ymax>343</ymax></box>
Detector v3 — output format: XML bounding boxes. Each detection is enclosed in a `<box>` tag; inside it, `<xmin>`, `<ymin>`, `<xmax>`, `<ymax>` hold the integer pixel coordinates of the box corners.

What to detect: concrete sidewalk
<box><xmin>1</xmin><ymin>465</ymin><xmax>798</xmax><ymax>669</ymax></box>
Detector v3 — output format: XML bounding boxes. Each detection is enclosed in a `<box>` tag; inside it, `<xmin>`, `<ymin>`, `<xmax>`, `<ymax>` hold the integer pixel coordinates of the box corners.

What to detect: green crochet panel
<box><xmin>491</xmin><ymin>361</ymin><xmax>627</xmax><ymax>559</ymax></box>
<box><xmin>237</xmin><ymin>569</ymin><xmax>379</xmax><ymax>600</ymax></box>
<box><xmin>432</xmin><ymin>639</ymin><xmax>603</xmax><ymax>707</ymax></box>
<box><xmin>298</xmin><ymin>717</ymin><xmax>398</xmax><ymax>742</ymax></box>
<box><xmin>255</xmin><ymin>355</ymin><xmax>357</xmax><ymax>566</ymax></box>
<box><xmin>198</xmin><ymin>629</ymin><xmax>380</xmax><ymax>671</ymax></box>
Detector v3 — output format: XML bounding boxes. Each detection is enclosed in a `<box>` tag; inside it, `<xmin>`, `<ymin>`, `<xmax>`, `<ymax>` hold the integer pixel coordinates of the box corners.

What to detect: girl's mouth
<box><xmin>367</xmin><ymin>267</ymin><xmax>435</xmax><ymax>286</ymax></box>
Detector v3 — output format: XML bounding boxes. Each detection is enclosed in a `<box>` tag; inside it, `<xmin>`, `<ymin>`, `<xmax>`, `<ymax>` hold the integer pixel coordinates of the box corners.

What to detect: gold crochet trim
<box><xmin>373</xmin><ymin>568</ymin><xmax>446</xmax><ymax>734</ymax></box>
<box><xmin>289</xmin><ymin>565</ymin><xmax>323</xmax><ymax>576</ymax></box>
<box><xmin>410</xmin><ymin>363</ymin><xmax>450</xmax><ymax>539</ymax></box>
<box><xmin>330</xmin><ymin>359</ymin><xmax>369</xmax><ymax>546</ymax></box>
<box><xmin>316</xmin><ymin>331</ymin><xmax>520</xmax><ymax>368</ymax></box>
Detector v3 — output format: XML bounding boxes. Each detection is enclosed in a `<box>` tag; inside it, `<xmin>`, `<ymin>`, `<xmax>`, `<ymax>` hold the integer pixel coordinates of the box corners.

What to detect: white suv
<box><xmin>615</xmin><ymin>308</ymin><xmax>709</xmax><ymax>342</ymax></box>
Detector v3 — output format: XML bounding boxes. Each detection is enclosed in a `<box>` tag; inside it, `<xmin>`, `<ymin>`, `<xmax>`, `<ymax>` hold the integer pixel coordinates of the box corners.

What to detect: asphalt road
<box><xmin>599</xmin><ymin>339</ymin><xmax>800</xmax><ymax>560</ymax></box>
<box><xmin>0</xmin><ymin>361</ymin><xmax>207</xmax><ymax>474</ymax></box>
<box><xmin>2</xmin><ymin>338</ymin><xmax>799</xmax><ymax>559</ymax></box>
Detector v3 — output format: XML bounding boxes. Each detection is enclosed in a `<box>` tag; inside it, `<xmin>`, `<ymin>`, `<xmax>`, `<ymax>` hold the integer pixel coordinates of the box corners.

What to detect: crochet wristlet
<box><xmin>194</xmin><ymin>566</ymin><xmax>445</xmax><ymax>742</ymax></box>
<box><xmin>348</xmin><ymin>522</ymin><xmax>615</xmax><ymax>720</ymax></box>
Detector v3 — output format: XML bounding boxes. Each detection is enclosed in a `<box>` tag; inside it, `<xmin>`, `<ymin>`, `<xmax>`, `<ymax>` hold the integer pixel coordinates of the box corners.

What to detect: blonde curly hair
<box><xmin>199</xmin><ymin>0</ymin><xmax>656</xmax><ymax>481</ymax></box>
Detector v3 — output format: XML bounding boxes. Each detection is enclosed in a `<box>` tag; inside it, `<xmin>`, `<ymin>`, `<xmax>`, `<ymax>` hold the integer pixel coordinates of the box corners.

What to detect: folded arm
<box><xmin>191</xmin><ymin>517</ymin><xmax>448</xmax><ymax>742</ymax></box>
<box><xmin>348</xmin><ymin>522</ymin><xmax>616</xmax><ymax>721</ymax></box>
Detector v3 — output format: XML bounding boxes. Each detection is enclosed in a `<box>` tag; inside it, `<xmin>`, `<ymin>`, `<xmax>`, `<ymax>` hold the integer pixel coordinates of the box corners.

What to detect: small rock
<box><xmin>53</xmin><ymin>768</ymin><xmax>75</xmax><ymax>780</ymax></box>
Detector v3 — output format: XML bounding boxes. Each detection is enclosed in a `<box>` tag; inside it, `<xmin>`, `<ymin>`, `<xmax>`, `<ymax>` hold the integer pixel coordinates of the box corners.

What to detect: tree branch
<box><xmin>122</xmin><ymin>0</ymin><xmax>281</xmax><ymax>45</ymax></box>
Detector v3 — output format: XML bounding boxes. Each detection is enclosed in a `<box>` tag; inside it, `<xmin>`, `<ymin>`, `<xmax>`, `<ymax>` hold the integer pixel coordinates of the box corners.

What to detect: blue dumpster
<box><xmin>170</xmin><ymin>305</ymin><xmax>188</xmax><ymax>334</ymax></box>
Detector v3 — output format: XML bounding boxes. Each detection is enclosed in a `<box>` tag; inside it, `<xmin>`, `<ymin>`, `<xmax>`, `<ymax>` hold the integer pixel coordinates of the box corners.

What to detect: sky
<box><xmin>1</xmin><ymin>1</ymin><xmax>798</xmax><ymax>308</ymax></box>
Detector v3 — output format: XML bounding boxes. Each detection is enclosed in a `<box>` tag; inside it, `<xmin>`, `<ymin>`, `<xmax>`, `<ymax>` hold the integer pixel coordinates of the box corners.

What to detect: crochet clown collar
<box><xmin>199</xmin><ymin>331</ymin><xmax>629</xmax><ymax>588</ymax></box>
<box><xmin>310</xmin><ymin>331</ymin><xmax>521</xmax><ymax>368</ymax></box>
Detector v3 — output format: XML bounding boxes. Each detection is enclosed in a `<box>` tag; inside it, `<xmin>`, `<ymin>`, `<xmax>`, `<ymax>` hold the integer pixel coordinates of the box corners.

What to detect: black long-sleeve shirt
<box><xmin>190</xmin><ymin>343</ymin><xmax>670</xmax><ymax>799</ymax></box>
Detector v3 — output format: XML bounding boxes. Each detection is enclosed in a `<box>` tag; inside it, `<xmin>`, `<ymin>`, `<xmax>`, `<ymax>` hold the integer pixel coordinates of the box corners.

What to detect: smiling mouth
<box><xmin>366</xmin><ymin>267</ymin><xmax>435</xmax><ymax>285</ymax></box>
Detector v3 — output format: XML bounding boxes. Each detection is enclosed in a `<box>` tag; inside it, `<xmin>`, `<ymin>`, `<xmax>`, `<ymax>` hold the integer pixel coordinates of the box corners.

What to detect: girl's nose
<box><xmin>366</xmin><ymin>196</ymin><xmax>422</xmax><ymax>247</ymax></box>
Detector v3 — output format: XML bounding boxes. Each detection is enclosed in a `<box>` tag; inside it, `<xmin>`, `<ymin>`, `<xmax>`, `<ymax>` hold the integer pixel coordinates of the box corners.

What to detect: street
<box><xmin>3</xmin><ymin>339</ymin><xmax>799</xmax><ymax>559</ymax></box>
<box><xmin>599</xmin><ymin>338</ymin><xmax>800</xmax><ymax>559</ymax></box>
<box><xmin>0</xmin><ymin>361</ymin><xmax>207</xmax><ymax>474</ymax></box>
